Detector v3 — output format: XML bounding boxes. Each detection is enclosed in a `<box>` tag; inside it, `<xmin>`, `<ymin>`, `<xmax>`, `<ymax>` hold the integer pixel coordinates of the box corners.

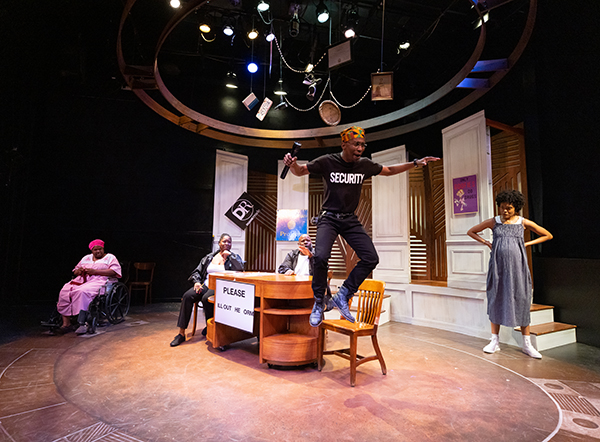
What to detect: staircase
<box><xmin>500</xmin><ymin>304</ymin><xmax>577</xmax><ymax>351</ymax></box>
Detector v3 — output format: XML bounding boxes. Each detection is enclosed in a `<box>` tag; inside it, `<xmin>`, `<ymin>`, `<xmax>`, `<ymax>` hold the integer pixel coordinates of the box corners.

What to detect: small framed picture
<box><xmin>371</xmin><ymin>72</ymin><xmax>394</xmax><ymax>101</ymax></box>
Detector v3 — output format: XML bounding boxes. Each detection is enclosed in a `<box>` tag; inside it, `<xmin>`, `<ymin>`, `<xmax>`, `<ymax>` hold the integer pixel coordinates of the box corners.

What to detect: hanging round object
<box><xmin>319</xmin><ymin>100</ymin><xmax>341</xmax><ymax>126</ymax></box>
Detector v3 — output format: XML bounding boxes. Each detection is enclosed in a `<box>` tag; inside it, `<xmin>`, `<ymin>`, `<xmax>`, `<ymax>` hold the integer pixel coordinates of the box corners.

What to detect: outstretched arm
<box><xmin>379</xmin><ymin>156</ymin><xmax>440</xmax><ymax>176</ymax></box>
<box><xmin>523</xmin><ymin>219</ymin><xmax>553</xmax><ymax>247</ymax></box>
<box><xmin>283</xmin><ymin>153</ymin><xmax>309</xmax><ymax>176</ymax></box>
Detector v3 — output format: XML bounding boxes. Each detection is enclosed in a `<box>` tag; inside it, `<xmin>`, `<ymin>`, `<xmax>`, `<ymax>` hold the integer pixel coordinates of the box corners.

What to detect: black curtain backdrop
<box><xmin>1</xmin><ymin>1</ymin><xmax>599</xmax><ymax>345</ymax></box>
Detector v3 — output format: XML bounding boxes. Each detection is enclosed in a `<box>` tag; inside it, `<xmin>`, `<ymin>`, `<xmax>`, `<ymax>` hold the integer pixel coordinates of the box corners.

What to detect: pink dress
<box><xmin>57</xmin><ymin>253</ymin><xmax>122</xmax><ymax>316</ymax></box>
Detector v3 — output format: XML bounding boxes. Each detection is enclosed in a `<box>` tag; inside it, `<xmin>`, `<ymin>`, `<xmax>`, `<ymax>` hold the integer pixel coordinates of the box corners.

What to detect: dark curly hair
<box><xmin>495</xmin><ymin>189</ymin><xmax>525</xmax><ymax>212</ymax></box>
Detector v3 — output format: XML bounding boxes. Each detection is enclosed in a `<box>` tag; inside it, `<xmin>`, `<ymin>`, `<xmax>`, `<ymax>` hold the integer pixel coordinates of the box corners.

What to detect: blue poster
<box><xmin>276</xmin><ymin>209</ymin><xmax>308</xmax><ymax>241</ymax></box>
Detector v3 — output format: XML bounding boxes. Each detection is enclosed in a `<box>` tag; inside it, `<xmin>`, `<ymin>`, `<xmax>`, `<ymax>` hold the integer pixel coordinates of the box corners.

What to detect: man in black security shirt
<box><xmin>283</xmin><ymin>126</ymin><xmax>439</xmax><ymax>327</ymax></box>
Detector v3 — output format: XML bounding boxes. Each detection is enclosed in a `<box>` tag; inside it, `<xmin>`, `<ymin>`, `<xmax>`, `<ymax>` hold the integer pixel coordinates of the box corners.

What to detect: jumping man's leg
<box><xmin>310</xmin><ymin>215</ymin><xmax>341</xmax><ymax>327</ymax></box>
<box><xmin>332</xmin><ymin>216</ymin><xmax>379</xmax><ymax>322</ymax></box>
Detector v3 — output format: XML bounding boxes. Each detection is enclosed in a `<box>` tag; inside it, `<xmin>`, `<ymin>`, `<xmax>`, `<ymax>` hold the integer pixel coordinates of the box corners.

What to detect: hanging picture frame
<box><xmin>371</xmin><ymin>72</ymin><xmax>394</xmax><ymax>101</ymax></box>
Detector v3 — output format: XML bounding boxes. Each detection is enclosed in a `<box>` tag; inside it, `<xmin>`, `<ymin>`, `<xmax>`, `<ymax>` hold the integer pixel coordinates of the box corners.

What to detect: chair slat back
<box><xmin>133</xmin><ymin>262</ymin><xmax>155</xmax><ymax>283</ymax></box>
<box><xmin>353</xmin><ymin>279</ymin><xmax>385</xmax><ymax>325</ymax></box>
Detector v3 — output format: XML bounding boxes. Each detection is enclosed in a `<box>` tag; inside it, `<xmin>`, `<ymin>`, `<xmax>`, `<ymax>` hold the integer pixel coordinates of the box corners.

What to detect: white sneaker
<box><xmin>483</xmin><ymin>339</ymin><xmax>500</xmax><ymax>354</ymax></box>
<box><xmin>75</xmin><ymin>325</ymin><xmax>88</xmax><ymax>335</ymax></box>
<box><xmin>522</xmin><ymin>344</ymin><xmax>542</xmax><ymax>359</ymax></box>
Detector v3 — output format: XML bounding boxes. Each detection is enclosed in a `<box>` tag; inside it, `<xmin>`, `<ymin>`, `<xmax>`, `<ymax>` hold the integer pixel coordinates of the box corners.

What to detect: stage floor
<box><xmin>1</xmin><ymin>304</ymin><xmax>599</xmax><ymax>442</ymax></box>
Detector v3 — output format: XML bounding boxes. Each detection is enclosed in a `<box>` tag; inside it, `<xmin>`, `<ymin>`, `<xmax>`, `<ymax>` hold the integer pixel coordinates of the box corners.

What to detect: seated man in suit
<box><xmin>277</xmin><ymin>234</ymin><xmax>314</xmax><ymax>276</ymax></box>
<box><xmin>278</xmin><ymin>234</ymin><xmax>333</xmax><ymax>309</ymax></box>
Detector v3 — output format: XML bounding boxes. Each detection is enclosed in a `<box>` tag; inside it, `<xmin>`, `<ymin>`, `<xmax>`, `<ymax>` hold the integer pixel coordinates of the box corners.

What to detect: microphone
<box><xmin>280</xmin><ymin>141</ymin><xmax>302</xmax><ymax>179</ymax></box>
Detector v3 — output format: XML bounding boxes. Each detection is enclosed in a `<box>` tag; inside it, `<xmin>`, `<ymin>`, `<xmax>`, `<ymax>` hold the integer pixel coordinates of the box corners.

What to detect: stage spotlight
<box><xmin>257</xmin><ymin>0</ymin><xmax>270</xmax><ymax>12</ymax></box>
<box><xmin>225</xmin><ymin>71</ymin><xmax>238</xmax><ymax>89</ymax></box>
<box><xmin>344</xmin><ymin>6</ymin><xmax>358</xmax><ymax>38</ymax></box>
<box><xmin>316</xmin><ymin>0</ymin><xmax>329</xmax><ymax>23</ymax></box>
<box><xmin>223</xmin><ymin>24</ymin><xmax>234</xmax><ymax>36</ymax></box>
<box><xmin>199</xmin><ymin>17</ymin><xmax>212</xmax><ymax>34</ymax></box>
<box><xmin>247</xmin><ymin>62</ymin><xmax>258</xmax><ymax>73</ymax></box>
<box><xmin>248</xmin><ymin>28</ymin><xmax>259</xmax><ymax>40</ymax></box>
<box><xmin>169</xmin><ymin>0</ymin><xmax>180</xmax><ymax>8</ymax></box>
<box><xmin>265</xmin><ymin>24</ymin><xmax>275</xmax><ymax>42</ymax></box>
<box><xmin>289</xmin><ymin>12</ymin><xmax>300</xmax><ymax>37</ymax></box>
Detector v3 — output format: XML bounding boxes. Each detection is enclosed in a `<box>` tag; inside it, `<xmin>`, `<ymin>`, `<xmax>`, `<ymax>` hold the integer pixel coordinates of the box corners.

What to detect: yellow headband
<box><xmin>340</xmin><ymin>126</ymin><xmax>365</xmax><ymax>142</ymax></box>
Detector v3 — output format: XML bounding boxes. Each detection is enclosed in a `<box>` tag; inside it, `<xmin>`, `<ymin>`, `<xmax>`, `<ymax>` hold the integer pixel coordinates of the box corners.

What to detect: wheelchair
<box><xmin>42</xmin><ymin>280</ymin><xmax>130</xmax><ymax>334</ymax></box>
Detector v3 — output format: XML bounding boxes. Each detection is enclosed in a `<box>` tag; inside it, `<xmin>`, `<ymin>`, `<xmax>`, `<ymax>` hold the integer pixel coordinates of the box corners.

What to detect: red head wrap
<box><xmin>89</xmin><ymin>239</ymin><xmax>105</xmax><ymax>250</ymax></box>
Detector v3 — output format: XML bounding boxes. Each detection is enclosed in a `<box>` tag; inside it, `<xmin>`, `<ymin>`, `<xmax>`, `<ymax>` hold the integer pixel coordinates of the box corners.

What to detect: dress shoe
<box><xmin>75</xmin><ymin>325</ymin><xmax>88</xmax><ymax>335</ymax></box>
<box><xmin>170</xmin><ymin>334</ymin><xmax>186</xmax><ymax>347</ymax></box>
<box><xmin>309</xmin><ymin>302</ymin><xmax>325</xmax><ymax>327</ymax></box>
<box><xmin>201</xmin><ymin>327</ymin><xmax>207</xmax><ymax>337</ymax></box>
<box><xmin>54</xmin><ymin>325</ymin><xmax>72</xmax><ymax>335</ymax></box>
<box><xmin>331</xmin><ymin>286</ymin><xmax>355</xmax><ymax>323</ymax></box>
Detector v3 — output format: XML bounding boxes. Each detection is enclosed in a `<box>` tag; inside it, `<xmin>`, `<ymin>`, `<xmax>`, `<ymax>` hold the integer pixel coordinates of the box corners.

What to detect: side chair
<box><xmin>317</xmin><ymin>279</ymin><xmax>387</xmax><ymax>387</ymax></box>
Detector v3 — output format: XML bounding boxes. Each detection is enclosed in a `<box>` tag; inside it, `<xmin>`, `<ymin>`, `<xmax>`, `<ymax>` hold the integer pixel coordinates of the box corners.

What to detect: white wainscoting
<box><xmin>386</xmin><ymin>282</ymin><xmax>489</xmax><ymax>339</ymax></box>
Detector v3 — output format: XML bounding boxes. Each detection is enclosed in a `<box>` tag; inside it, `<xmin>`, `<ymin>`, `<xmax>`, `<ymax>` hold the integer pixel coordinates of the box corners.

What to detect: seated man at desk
<box><xmin>277</xmin><ymin>234</ymin><xmax>333</xmax><ymax>309</ymax></box>
<box><xmin>277</xmin><ymin>234</ymin><xmax>314</xmax><ymax>276</ymax></box>
<box><xmin>170</xmin><ymin>233</ymin><xmax>245</xmax><ymax>347</ymax></box>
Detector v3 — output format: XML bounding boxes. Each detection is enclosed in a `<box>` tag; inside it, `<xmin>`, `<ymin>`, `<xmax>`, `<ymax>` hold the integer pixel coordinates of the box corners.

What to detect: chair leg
<box><xmin>317</xmin><ymin>326</ymin><xmax>325</xmax><ymax>371</ymax></box>
<box><xmin>371</xmin><ymin>334</ymin><xmax>387</xmax><ymax>375</ymax></box>
<box><xmin>191</xmin><ymin>302</ymin><xmax>198</xmax><ymax>337</ymax></box>
<box><xmin>350</xmin><ymin>335</ymin><xmax>358</xmax><ymax>387</ymax></box>
<box><xmin>149</xmin><ymin>284</ymin><xmax>152</xmax><ymax>304</ymax></box>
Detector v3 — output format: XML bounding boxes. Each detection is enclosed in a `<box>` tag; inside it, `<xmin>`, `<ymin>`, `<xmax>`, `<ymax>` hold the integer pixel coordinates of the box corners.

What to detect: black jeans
<box><xmin>312</xmin><ymin>213</ymin><xmax>379</xmax><ymax>303</ymax></box>
<box><xmin>176</xmin><ymin>285</ymin><xmax>215</xmax><ymax>329</ymax></box>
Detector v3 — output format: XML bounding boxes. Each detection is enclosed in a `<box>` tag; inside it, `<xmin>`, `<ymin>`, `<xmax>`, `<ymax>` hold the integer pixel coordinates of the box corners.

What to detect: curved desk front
<box><xmin>207</xmin><ymin>272</ymin><xmax>317</xmax><ymax>366</ymax></box>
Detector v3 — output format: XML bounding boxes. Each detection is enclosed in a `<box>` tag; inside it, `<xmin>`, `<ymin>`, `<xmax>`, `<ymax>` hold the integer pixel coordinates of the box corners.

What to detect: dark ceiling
<box><xmin>116</xmin><ymin>0</ymin><xmax>532</xmax><ymax>139</ymax></box>
<box><xmin>0</xmin><ymin>0</ymin><xmax>532</xmax><ymax>145</ymax></box>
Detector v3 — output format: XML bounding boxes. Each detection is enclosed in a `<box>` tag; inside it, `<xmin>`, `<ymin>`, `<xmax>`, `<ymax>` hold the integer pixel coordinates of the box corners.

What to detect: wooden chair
<box><xmin>128</xmin><ymin>262</ymin><xmax>155</xmax><ymax>306</ymax></box>
<box><xmin>317</xmin><ymin>279</ymin><xmax>387</xmax><ymax>387</ymax></box>
<box><xmin>191</xmin><ymin>295</ymin><xmax>213</xmax><ymax>337</ymax></box>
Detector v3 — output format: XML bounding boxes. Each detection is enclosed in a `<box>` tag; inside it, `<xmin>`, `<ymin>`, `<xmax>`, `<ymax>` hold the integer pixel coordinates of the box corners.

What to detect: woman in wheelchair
<box><xmin>55</xmin><ymin>239</ymin><xmax>122</xmax><ymax>335</ymax></box>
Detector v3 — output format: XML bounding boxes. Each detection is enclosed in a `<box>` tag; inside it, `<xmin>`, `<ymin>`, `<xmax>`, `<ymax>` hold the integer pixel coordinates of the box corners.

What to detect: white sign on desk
<box><xmin>214</xmin><ymin>279</ymin><xmax>255</xmax><ymax>333</ymax></box>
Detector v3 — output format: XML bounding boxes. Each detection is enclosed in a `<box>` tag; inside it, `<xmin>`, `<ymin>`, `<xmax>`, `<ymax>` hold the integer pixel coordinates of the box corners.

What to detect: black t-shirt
<box><xmin>307</xmin><ymin>153</ymin><xmax>383</xmax><ymax>213</ymax></box>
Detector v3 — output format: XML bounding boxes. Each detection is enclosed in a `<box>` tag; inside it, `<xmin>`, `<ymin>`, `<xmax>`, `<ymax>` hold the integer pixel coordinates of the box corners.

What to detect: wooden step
<box><xmin>529</xmin><ymin>304</ymin><xmax>554</xmax><ymax>326</ymax></box>
<box><xmin>519</xmin><ymin>322</ymin><xmax>577</xmax><ymax>336</ymax></box>
<box><xmin>530</xmin><ymin>303</ymin><xmax>554</xmax><ymax>312</ymax></box>
<box><xmin>514</xmin><ymin>322</ymin><xmax>578</xmax><ymax>351</ymax></box>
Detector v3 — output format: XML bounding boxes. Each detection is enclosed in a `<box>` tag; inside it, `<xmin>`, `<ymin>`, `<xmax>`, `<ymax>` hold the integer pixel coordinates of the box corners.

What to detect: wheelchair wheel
<box><xmin>105</xmin><ymin>282</ymin><xmax>130</xmax><ymax>324</ymax></box>
<box><xmin>87</xmin><ymin>315</ymin><xmax>98</xmax><ymax>334</ymax></box>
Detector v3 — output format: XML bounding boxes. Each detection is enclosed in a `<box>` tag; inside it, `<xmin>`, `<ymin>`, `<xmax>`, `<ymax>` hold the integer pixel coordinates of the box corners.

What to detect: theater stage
<box><xmin>1</xmin><ymin>304</ymin><xmax>599</xmax><ymax>442</ymax></box>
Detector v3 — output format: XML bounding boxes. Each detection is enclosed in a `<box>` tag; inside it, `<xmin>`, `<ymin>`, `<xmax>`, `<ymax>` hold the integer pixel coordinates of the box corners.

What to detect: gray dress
<box><xmin>486</xmin><ymin>216</ymin><xmax>532</xmax><ymax>327</ymax></box>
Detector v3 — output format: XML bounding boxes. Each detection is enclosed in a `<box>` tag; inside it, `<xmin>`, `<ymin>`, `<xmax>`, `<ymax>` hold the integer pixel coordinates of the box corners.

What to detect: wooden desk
<box><xmin>207</xmin><ymin>272</ymin><xmax>317</xmax><ymax>366</ymax></box>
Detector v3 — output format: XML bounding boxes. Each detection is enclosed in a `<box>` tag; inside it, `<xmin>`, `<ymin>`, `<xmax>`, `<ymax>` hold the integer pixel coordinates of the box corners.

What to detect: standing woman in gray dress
<box><xmin>467</xmin><ymin>190</ymin><xmax>553</xmax><ymax>359</ymax></box>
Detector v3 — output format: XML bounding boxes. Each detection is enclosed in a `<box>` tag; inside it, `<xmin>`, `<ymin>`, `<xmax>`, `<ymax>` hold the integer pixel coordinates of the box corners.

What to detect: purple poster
<box><xmin>453</xmin><ymin>175</ymin><xmax>478</xmax><ymax>215</ymax></box>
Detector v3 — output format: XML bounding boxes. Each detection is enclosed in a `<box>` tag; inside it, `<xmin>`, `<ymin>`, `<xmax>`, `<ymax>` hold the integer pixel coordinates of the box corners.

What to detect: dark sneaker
<box><xmin>201</xmin><ymin>327</ymin><xmax>207</xmax><ymax>337</ymax></box>
<box><xmin>309</xmin><ymin>302</ymin><xmax>325</xmax><ymax>327</ymax></box>
<box><xmin>170</xmin><ymin>334</ymin><xmax>186</xmax><ymax>347</ymax></box>
<box><xmin>332</xmin><ymin>286</ymin><xmax>355</xmax><ymax>323</ymax></box>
